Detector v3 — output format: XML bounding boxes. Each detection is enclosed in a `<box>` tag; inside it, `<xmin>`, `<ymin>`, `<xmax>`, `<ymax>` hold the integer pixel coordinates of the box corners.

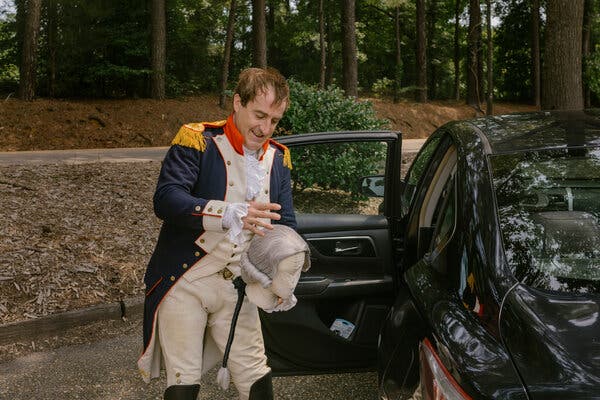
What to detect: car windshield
<box><xmin>490</xmin><ymin>147</ymin><xmax>600</xmax><ymax>294</ymax></box>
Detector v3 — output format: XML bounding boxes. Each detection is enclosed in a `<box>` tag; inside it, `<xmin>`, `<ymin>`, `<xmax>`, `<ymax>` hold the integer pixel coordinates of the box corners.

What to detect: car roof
<box><xmin>459</xmin><ymin>109</ymin><xmax>600</xmax><ymax>155</ymax></box>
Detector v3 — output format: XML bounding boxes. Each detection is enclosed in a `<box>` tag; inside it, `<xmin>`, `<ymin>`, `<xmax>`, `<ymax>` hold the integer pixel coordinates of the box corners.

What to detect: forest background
<box><xmin>1</xmin><ymin>0</ymin><xmax>597</xmax><ymax>115</ymax></box>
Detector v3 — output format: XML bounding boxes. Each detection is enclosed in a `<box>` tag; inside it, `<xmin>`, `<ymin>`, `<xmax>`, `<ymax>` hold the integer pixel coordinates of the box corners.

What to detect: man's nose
<box><xmin>260</xmin><ymin>119</ymin><xmax>271</xmax><ymax>134</ymax></box>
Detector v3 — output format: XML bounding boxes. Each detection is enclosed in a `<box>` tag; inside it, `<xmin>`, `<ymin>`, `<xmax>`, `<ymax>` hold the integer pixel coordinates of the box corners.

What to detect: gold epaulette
<box><xmin>269</xmin><ymin>139</ymin><xmax>292</xmax><ymax>170</ymax></box>
<box><xmin>171</xmin><ymin>120</ymin><xmax>227</xmax><ymax>152</ymax></box>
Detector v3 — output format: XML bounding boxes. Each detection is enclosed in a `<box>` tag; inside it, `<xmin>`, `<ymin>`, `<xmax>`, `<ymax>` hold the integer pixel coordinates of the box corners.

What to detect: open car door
<box><xmin>260</xmin><ymin>131</ymin><xmax>403</xmax><ymax>375</ymax></box>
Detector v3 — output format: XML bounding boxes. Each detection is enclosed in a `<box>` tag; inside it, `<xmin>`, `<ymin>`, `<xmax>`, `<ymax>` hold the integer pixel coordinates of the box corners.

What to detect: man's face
<box><xmin>233</xmin><ymin>87</ymin><xmax>287</xmax><ymax>152</ymax></box>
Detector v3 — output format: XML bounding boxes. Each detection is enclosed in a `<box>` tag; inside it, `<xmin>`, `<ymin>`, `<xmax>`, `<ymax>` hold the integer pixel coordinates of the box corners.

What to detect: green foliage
<box><xmin>33</xmin><ymin>0</ymin><xmax>151</xmax><ymax>97</ymax></box>
<box><xmin>494</xmin><ymin>0</ymin><xmax>535</xmax><ymax>101</ymax></box>
<box><xmin>372</xmin><ymin>77</ymin><xmax>394</xmax><ymax>98</ymax></box>
<box><xmin>585</xmin><ymin>47</ymin><xmax>600</xmax><ymax>97</ymax></box>
<box><xmin>2</xmin><ymin>0</ymin><xmax>587</xmax><ymax>103</ymax></box>
<box><xmin>278</xmin><ymin>80</ymin><xmax>388</xmax><ymax>198</ymax></box>
<box><xmin>0</xmin><ymin>9</ymin><xmax>17</xmax><ymax>93</ymax></box>
<box><xmin>279</xmin><ymin>79</ymin><xmax>388</xmax><ymax>134</ymax></box>
<box><xmin>165</xmin><ymin>0</ymin><xmax>231</xmax><ymax>95</ymax></box>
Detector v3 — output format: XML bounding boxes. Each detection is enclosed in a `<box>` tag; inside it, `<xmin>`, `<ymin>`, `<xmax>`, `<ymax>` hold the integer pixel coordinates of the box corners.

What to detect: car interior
<box><xmin>260</xmin><ymin>137</ymin><xmax>398</xmax><ymax>375</ymax></box>
<box><xmin>494</xmin><ymin>153</ymin><xmax>600</xmax><ymax>293</ymax></box>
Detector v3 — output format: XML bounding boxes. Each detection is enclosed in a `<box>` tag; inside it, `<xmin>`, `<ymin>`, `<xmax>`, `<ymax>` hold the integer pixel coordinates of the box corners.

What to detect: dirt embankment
<box><xmin>0</xmin><ymin>94</ymin><xmax>537</xmax><ymax>152</ymax></box>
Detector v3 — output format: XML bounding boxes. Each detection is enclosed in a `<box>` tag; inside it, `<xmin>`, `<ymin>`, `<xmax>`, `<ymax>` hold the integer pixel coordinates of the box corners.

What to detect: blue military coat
<box><xmin>140</xmin><ymin>117</ymin><xmax>296</xmax><ymax>355</ymax></box>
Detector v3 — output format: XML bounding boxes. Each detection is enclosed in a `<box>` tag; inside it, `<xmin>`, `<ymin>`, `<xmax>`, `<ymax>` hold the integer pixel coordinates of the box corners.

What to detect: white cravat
<box><xmin>223</xmin><ymin>147</ymin><xmax>267</xmax><ymax>244</ymax></box>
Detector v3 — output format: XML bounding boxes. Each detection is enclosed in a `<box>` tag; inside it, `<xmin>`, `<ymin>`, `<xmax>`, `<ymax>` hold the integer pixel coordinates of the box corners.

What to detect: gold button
<box><xmin>195</xmin><ymin>251</ymin><xmax>200</xmax><ymax>257</ymax></box>
<box><xmin>207</xmin><ymin>207</ymin><xmax>213</xmax><ymax>212</ymax></box>
<box><xmin>182</xmin><ymin>263</ymin><xmax>188</xmax><ymax>269</ymax></box>
<box><xmin>170</xmin><ymin>276</ymin><xmax>175</xmax><ymax>281</ymax></box>
<box><xmin>229</xmin><ymin>181</ymin><xmax>234</xmax><ymax>186</ymax></box>
<box><xmin>200</xmin><ymin>239</ymin><xmax>205</xmax><ymax>243</ymax></box>
<box><xmin>217</xmin><ymin>209</ymin><xmax>223</xmax><ymax>214</ymax></box>
<box><xmin>227</xmin><ymin>160</ymin><xmax>231</xmax><ymax>165</ymax></box>
<box><xmin>194</xmin><ymin>205</ymin><xmax>201</xmax><ymax>212</ymax></box>
<box><xmin>233</xmin><ymin>244</ymin><xmax>237</xmax><ymax>248</ymax></box>
<box><xmin>176</xmin><ymin>372</ymin><xmax>181</xmax><ymax>377</ymax></box>
<box><xmin>264</xmin><ymin>189</ymin><xmax>269</xmax><ymax>194</ymax></box>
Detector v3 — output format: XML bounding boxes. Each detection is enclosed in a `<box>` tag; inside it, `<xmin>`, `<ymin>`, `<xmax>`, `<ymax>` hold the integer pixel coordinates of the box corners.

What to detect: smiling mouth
<box><xmin>251</xmin><ymin>129</ymin><xmax>265</xmax><ymax>138</ymax></box>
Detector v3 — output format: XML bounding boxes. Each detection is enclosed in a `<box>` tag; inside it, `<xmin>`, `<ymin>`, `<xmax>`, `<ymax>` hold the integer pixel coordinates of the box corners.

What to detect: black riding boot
<box><xmin>163</xmin><ymin>384</ymin><xmax>200</xmax><ymax>400</ymax></box>
<box><xmin>248</xmin><ymin>372</ymin><xmax>274</xmax><ymax>400</ymax></box>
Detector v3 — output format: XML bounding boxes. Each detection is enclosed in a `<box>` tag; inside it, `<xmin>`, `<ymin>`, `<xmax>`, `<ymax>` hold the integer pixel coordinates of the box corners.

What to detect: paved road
<box><xmin>0</xmin><ymin>321</ymin><xmax>379</xmax><ymax>400</ymax></box>
<box><xmin>0</xmin><ymin>139</ymin><xmax>426</xmax><ymax>166</ymax></box>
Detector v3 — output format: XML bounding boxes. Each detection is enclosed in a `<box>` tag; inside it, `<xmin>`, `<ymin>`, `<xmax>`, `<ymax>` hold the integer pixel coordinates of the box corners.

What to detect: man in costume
<box><xmin>137</xmin><ymin>67</ymin><xmax>296</xmax><ymax>400</ymax></box>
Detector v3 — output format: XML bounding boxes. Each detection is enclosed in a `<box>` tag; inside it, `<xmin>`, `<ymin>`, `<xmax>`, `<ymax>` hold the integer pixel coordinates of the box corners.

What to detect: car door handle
<box><xmin>334</xmin><ymin>241</ymin><xmax>361</xmax><ymax>255</ymax></box>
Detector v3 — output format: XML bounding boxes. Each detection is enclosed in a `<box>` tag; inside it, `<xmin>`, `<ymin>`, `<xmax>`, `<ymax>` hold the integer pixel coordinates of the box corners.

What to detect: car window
<box><xmin>491</xmin><ymin>147</ymin><xmax>600</xmax><ymax>294</ymax></box>
<box><xmin>412</xmin><ymin>145</ymin><xmax>457</xmax><ymax>260</ymax></box>
<box><xmin>290</xmin><ymin>140</ymin><xmax>388</xmax><ymax>215</ymax></box>
<box><xmin>430</xmin><ymin>176</ymin><xmax>456</xmax><ymax>256</ymax></box>
<box><xmin>401</xmin><ymin>134</ymin><xmax>443</xmax><ymax>217</ymax></box>
<box><xmin>418</xmin><ymin>146</ymin><xmax>457</xmax><ymax>229</ymax></box>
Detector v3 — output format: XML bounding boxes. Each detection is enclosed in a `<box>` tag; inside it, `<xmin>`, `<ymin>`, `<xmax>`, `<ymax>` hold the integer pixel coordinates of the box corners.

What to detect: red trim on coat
<box><xmin>200</xmin><ymin>213</ymin><xmax>223</xmax><ymax>218</ymax></box>
<box><xmin>145</xmin><ymin>277</ymin><xmax>163</xmax><ymax>297</ymax></box>
<box><xmin>138</xmin><ymin>252</ymin><xmax>209</xmax><ymax>359</ymax></box>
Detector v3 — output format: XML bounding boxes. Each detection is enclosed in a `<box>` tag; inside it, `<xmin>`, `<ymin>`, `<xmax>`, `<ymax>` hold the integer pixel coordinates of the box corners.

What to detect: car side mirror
<box><xmin>359</xmin><ymin>175</ymin><xmax>385</xmax><ymax>197</ymax></box>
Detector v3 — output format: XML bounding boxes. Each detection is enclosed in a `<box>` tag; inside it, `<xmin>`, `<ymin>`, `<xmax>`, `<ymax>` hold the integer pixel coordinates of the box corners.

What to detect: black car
<box><xmin>260</xmin><ymin>110</ymin><xmax>600</xmax><ymax>400</ymax></box>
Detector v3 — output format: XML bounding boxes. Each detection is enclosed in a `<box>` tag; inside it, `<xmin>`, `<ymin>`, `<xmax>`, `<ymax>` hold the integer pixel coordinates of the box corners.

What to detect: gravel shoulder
<box><xmin>0</xmin><ymin>161</ymin><xmax>162</xmax><ymax>325</ymax></box>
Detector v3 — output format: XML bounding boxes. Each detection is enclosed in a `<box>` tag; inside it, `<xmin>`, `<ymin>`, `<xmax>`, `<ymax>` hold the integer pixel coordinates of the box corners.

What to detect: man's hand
<box><xmin>242</xmin><ymin>201</ymin><xmax>282</xmax><ymax>236</ymax></box>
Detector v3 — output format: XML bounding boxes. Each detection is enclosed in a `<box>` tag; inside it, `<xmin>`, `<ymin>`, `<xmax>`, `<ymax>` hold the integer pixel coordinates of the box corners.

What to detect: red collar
<box><xmin>223</xmin><ymin>114</ymin><xmax>269</xmax><ymax>157</ymax></box>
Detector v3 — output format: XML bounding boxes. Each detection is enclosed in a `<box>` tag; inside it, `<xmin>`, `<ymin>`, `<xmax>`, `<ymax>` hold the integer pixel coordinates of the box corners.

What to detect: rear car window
<box><xmin>490</xmin><ymin>147</ymin><xmax>600</xmax><ymax>294</ymax></box>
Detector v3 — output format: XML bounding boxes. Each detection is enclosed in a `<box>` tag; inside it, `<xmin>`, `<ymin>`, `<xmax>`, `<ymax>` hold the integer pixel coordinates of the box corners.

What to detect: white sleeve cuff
<box><xmin>223</xmin><ymin>202</ymin><xmax>249</xmax><ymax>244</ymax></box>
<box><xmin>201</xmin><ymin>200</ymin><xmax>228</xmax><ymax>231</ymax></box>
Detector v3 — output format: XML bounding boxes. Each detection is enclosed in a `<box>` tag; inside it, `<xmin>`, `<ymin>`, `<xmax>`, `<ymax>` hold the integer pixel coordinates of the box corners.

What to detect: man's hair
<box><xmin>234</xmin><ymin>67</ymin><xmax>289</xmax><ymax>108</ymax></box>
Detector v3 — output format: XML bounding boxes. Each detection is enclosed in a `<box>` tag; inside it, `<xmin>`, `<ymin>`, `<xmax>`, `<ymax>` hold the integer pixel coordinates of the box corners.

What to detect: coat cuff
<box><xmin>201</xmin><ymin>200</ymin><xmax>228</xmax><ymax>231</ymax></box>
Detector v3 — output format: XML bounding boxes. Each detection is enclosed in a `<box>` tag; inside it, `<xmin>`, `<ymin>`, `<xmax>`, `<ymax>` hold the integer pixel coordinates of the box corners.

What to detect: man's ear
<box><xmin>233</xmin><ymin>93</ymin><xmax>242</xmax><ymax>113</ymax></box>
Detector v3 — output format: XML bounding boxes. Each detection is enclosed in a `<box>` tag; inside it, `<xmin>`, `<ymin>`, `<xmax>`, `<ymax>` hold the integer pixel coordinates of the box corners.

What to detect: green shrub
<box><xmin>278</xmin><ymin>79</ymin><xmax>388</xmax><ymax>134</ymax></box>
<box><xmin>371</xmin><ymin>77</ymin><xmax>394</xmax><ymax>98</ymax></box>
<box><xmin>277</xmin><ymin>80</ymin><xmax>389</xmax><ymax>199</ymax></box>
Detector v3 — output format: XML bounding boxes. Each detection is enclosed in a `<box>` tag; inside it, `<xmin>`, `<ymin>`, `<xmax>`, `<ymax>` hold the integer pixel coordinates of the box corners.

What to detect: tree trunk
<box><xmin>393</xmin><ymin>6</ymin><xmax>403</xmax><ymax>103</ymax></box>
<box><xmin>583</xmin><ymin>0</ymin><xmax>593</xmax><ymax>108</ymax></box>
<box><xmin>18</xmin><ymin>0</ymin><xmax>42</xmax><ymax>101</ymax></box>
<box><xmin>466</xmin><ymin>0</ymin><xmax>481</xmax><ymax>108</ymax></box>
<box><xmin>267</xmin><ymin>0</ymin><xmax>279</xmax><ymax>68</ymax></box>
<box><xmin>454</xmin><ymin>0</ymin><xmax>461</xmax><ymax>100</ymax></box>
<box><xmin>47</xmin><ymin>0</ymin><xmax>58</xmax><ymax>97</ymax></box>
<box><xmin>416</xmin><ymin>0</ymin><xmax>427</xmax><ymax>102</ymax></box>
<box><xmin>151</xmin><ymin>0</ymin><xmax>166</xmax><ymax>100</ymax></box>
<box><xmin>220</xmin><ymin>0</ymin><xmax>237</xmax><ymax>109</ymax></box>
<box><xmin>531</xmin><ymin>0</ymin><xmax>541</xmax><ymax>108</ymax></box>
<box><xmin>427</xmin><ymin>0</ymin><xmax>437</xmax><ymax>100</ymax></box>
<box><xmin>325</xmin><ymin>7</ymin><xmax>334</xmax><ymax>86</ymax></box>
<box><xmin>541</xmin><ymin>0</ymin><xmax>584</xmax><ymax>110</ymax></box>
<box><xmin>341</xmin><ymin>0</ymin><xmax>358</xmax><ymax>97</ymax></box>
<box><xmin>252</xmin><ymin>0</ymin><xmax>267</xmax><ymax>68</ymax></box>
<box><xmin>486</xmin><ymin>0</ymin><xmax>493</xmax><ymax>115</ymax></box>
<box><xmin>319</xmin><ymin>0</ymin><xmax>326</xmax><ymax>89</ymax></box>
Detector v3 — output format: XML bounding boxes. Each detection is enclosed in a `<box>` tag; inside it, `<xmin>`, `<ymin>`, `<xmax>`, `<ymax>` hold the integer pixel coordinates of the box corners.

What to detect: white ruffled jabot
<box><xmin>222</xmin><ymin>147</ymin><xmax>267</xmax><ymax>244</ymax></box>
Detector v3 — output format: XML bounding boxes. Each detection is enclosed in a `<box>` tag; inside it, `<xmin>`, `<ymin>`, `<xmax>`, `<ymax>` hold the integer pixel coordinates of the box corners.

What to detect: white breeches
<box><xmin>157</xmin><ymin>271</ymin><xmax>270</xmax><ymax>399</ymax></box>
